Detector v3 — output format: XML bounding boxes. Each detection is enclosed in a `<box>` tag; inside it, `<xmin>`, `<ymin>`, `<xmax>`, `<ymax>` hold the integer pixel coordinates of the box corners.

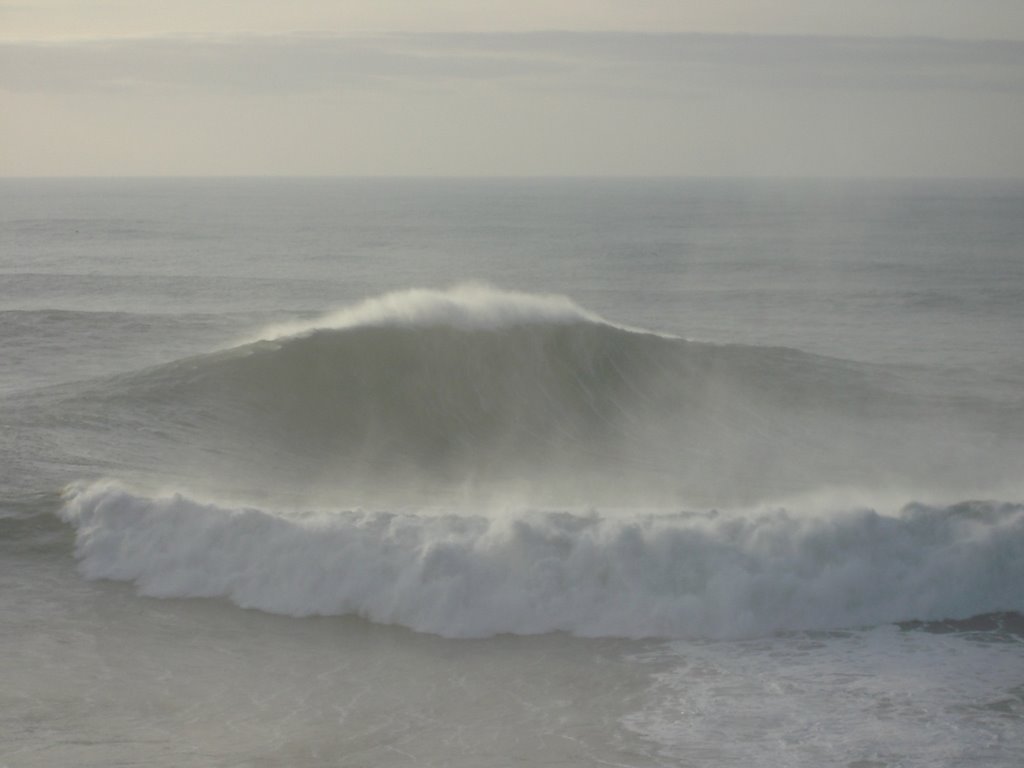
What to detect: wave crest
<box><xmin>253</xmin><ymin>284</ymin><xmax>636</xmax><ymax>341</ymax></box>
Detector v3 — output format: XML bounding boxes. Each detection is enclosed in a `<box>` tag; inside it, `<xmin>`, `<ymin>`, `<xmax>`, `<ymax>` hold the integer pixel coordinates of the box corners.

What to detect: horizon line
<box><xmin>4</xmin><ymin>173</ymin><xmax>1023</xmax><ymax>182</ymax></box>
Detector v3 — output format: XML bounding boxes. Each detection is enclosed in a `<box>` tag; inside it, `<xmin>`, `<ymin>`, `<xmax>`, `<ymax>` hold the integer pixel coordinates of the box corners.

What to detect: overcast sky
<box><xmin>3</xmin><ymin>1</ymin><xmax>1023</xmax><ymax>177</ymax></box>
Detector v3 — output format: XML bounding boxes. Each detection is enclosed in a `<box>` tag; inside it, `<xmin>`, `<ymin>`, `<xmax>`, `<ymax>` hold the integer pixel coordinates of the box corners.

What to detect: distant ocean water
<box><xmin>1</xmin><ymin>178</ymin><xmax>1022</xmax><ymax>766</ymax></box>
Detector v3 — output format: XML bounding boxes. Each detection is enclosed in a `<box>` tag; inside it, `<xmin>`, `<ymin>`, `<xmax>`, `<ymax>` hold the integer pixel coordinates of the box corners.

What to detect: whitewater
<box><xmin>60</xmin><ymin>482</ymin><xmax>1024</xmax><ymax>639</ymax></box>
<box><xmin>2</xmin><ymin>178</ymin><xmax>1022</xmax><ymax>766</ymax></box>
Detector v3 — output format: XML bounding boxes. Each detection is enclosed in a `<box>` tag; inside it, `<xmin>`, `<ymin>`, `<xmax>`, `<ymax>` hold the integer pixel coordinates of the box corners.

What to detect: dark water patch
<box><xmin>898</xmin><ymin>611</ymin><xmax>1024</xmax><ymax>641</ymax></box>
<box><xmin>0</xmin><ymin>491</ymin><xmax>72</xmax><ymax>555</ymax></box>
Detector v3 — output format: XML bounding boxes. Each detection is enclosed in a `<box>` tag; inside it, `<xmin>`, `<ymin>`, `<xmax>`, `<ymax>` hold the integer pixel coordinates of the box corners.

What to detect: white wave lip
<box><xmin>60</xmin><ymin>483</ymin><xmax>1024</xmax><ymax>639</ymax></box>
<box><xmin>254</xmin><ymin>283</ymin><xmax>658</xmax><ymax>341</ymax></box>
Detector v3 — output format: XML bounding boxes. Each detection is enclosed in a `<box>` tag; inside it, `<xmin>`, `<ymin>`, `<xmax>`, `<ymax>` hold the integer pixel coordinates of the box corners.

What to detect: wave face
<box><xmin>60</xmin><ymin>482</ymin><xmax>1024</xmax><ymax>639</ymax></box>
<box><xmin>62</xmin><ymin>286</ymin><xmax>1021</xmax><ymax>507</ymax></box>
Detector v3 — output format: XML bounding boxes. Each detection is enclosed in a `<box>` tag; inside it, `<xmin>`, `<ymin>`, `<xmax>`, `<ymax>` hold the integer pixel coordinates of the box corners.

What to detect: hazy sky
<box><xmin>3</xmin><ymin>1</ymin><xmax>1023</xmax><ymax>177</ymax></box>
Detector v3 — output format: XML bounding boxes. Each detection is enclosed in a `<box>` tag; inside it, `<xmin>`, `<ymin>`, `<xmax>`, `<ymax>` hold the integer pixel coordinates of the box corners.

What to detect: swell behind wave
<box><xmin>59</xmin><ymin>482</ymin><xmax>1024</xmax><ymax>639</ymax></box>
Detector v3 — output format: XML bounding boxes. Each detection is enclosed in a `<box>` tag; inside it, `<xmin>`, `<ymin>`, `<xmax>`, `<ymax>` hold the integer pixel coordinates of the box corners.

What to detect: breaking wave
<box><xmin>47</xmin><ymin>287</ymin><xmax>1024</xmax><ymax>639</ymax></box>
<box><xmin>64</xmin><ymin>285</ymin><xmax>1021</xmax><ymax>507</ymax></box>
<box><xmin>59</xmin><ymin>482</ymin><xmax>1024</xmax><ymax>639</ymax></box>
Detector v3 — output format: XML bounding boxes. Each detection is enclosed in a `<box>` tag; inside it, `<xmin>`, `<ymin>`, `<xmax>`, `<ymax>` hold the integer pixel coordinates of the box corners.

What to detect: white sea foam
<box><xmin>59</xmin><ymin>482</ymin><xmax>1024</xmax><ymax>639</ymax></box>
<box><xmin>624</xmin><ymin>623</ymin><xmax>1024</xmax><ymax>766</ymax></box>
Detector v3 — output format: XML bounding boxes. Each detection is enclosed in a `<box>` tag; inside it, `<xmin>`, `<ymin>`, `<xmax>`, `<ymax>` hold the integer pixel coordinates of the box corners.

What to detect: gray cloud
<box><xmin>418</xmin><ymin>32</ymin><xmax>1024</xmax><ymax>94</ymax></box>
<box><xmin>0</xmin><ymin>34</ymin><xmax>560</xmax><ymax>94</ymax></box>
<box><xmin>3</xmin><ymin>32</ymin><xmax>1024</xmax><ymax>96</ymax></box>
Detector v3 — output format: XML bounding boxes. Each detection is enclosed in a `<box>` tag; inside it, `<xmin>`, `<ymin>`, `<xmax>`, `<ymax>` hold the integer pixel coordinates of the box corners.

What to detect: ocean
<box><xmin>1</xmin><ymin>177</ymin><xmax>1022</xmax><ymax>766</ymax></box>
